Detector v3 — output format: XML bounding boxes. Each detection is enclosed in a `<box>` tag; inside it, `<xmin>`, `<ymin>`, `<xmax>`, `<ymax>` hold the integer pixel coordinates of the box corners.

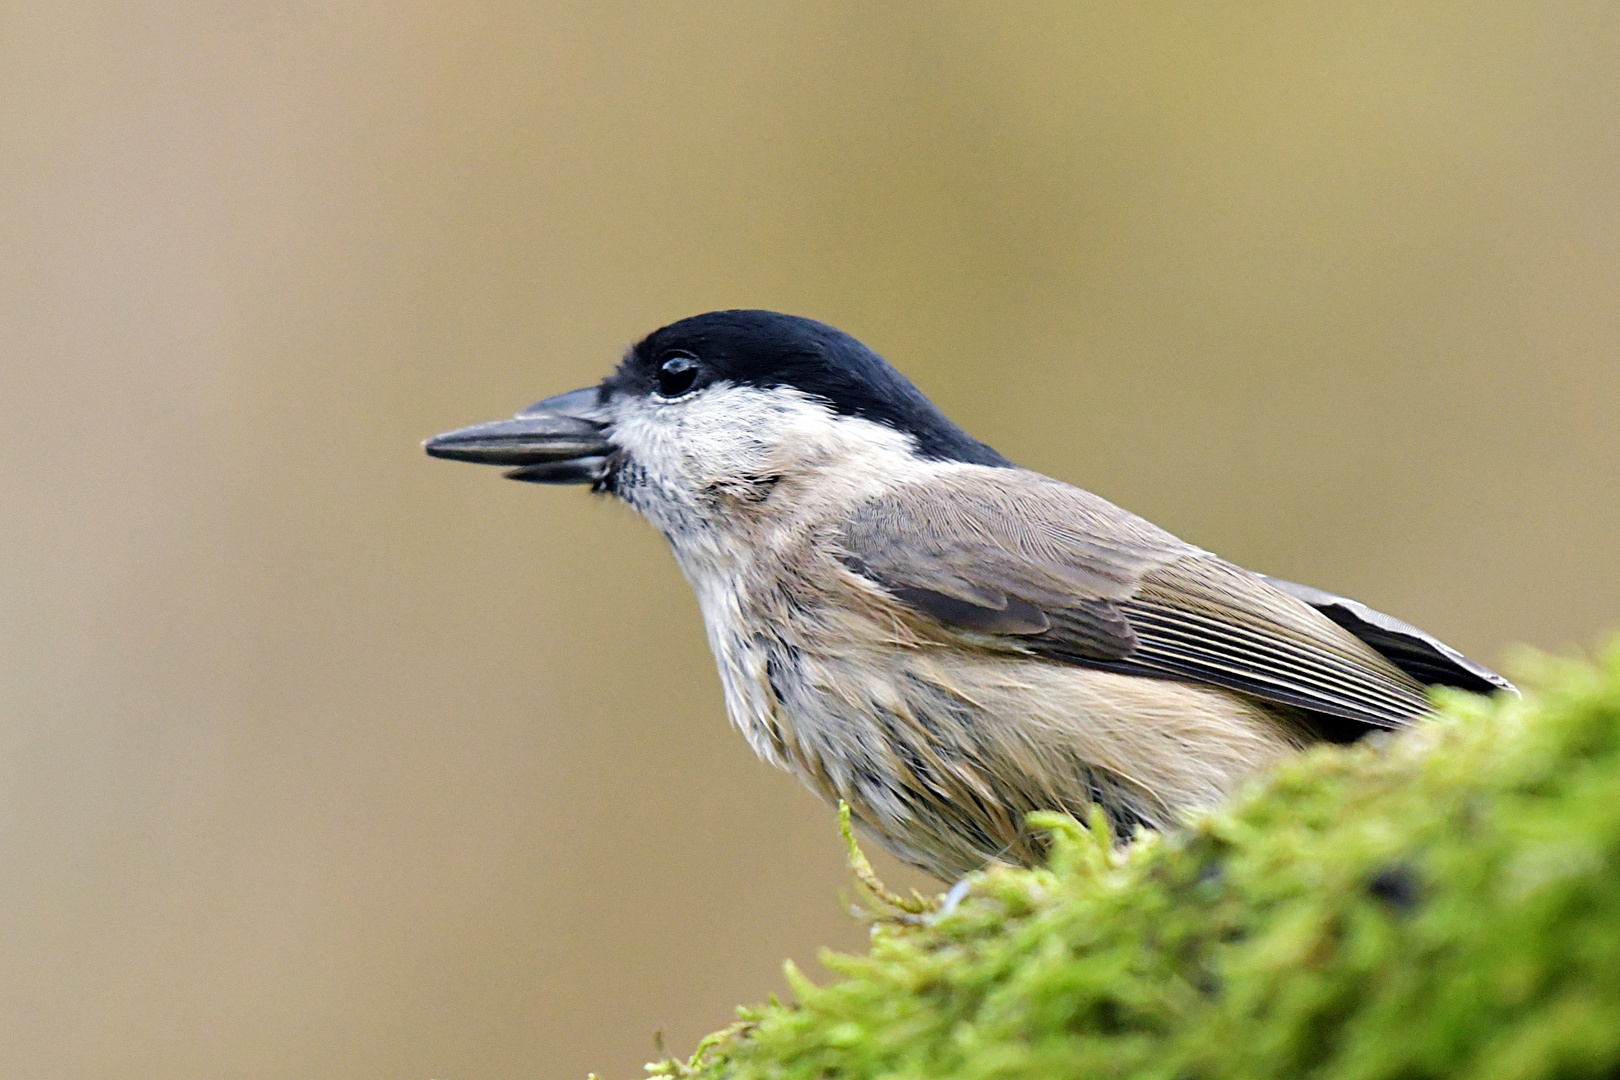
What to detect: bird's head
<box><xmin>425</xmin><ymin>310</ymin><xmax>1009</xmax><ymax>537</ymax></box>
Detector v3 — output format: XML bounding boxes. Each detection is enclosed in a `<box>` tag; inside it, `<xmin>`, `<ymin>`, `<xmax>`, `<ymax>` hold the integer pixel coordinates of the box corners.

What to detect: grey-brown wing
<box><xmin>838</xmin><ymin>471</ymin><xmax>1182</xmax><ymax>655</ymax></box>
<box><xmin>838</xmin><ymin>471</ymin><xmax>1433</xmax><ymax>729</ymax></box>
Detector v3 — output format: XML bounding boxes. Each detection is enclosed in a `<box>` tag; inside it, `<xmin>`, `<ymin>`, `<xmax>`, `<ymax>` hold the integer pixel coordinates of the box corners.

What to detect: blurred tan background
<box><xmin>3</xmin><ymin>3</ymin><xmax>1618</xmax><ymax>1077</ymax></box>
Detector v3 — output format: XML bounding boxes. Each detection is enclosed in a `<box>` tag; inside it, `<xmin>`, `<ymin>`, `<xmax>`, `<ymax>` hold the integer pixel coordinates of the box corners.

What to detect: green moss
<box><xmin>632</xmin><ymin>643</ymin><xmax>1620</xmax><ymax>1080</ymax></box>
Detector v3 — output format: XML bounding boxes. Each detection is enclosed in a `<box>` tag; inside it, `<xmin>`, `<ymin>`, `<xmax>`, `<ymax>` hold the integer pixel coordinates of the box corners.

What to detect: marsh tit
<box><xmin>426</xmin><ymin>310</ymin><xmax>1510</xmax><ymax>879</ymax></box>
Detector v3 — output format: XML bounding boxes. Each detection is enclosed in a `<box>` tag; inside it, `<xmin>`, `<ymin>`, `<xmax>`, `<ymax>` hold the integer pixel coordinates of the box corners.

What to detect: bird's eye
<box><xmin>657</xmin><ymin>355</ymin><xmax>699</xmax><ymax>398</ymax></box>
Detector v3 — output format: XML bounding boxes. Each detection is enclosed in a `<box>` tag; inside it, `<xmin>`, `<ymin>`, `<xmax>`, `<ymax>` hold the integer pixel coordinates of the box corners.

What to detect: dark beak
<box><xmin>423</xmin><ymin>387</ymin><xmax>613</xmax><ymax>485</ymax></box>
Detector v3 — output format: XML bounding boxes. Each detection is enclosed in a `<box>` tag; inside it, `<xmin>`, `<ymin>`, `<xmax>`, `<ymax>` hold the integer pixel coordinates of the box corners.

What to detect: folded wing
<box><xmin>837</xmin><ymin>469</ymin><xmax>1482</xmax><ymax>732</ymax></box>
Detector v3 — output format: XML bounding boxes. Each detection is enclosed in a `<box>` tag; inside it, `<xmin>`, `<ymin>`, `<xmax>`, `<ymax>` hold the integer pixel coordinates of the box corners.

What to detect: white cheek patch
<box><xmin>607</xmin><ymin>383</ymin><xmax>921</xmax><ymax>505</ymax></box>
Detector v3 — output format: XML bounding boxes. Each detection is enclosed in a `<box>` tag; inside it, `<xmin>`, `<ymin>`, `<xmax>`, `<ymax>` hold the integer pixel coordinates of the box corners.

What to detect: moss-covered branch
<box><xmin>633</xmin><ymin>644</ymin><xmax>1620</xmax><ymax>1080</ymax></box>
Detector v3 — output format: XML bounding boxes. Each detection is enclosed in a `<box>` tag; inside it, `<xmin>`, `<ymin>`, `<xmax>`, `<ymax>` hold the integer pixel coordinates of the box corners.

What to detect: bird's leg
<box><xmin>925</xmin><ymin>877</ymin><xmax>974</xmax><ymax>924</ymax></box>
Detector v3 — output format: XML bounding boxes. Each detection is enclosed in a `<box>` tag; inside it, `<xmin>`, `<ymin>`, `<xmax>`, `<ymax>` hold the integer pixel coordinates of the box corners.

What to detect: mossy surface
<box><xmin>642</xmin><ymin>646</ymin><xmax>1620</xmax><ymax>1080</ymax></box>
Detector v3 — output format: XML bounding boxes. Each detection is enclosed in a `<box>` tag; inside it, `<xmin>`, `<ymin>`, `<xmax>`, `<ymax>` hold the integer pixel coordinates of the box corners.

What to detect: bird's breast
<box><xmin>660</xmin><ymin>496</ymin><xmax>1309</xmax><ymax>880</ymax></box>
<box><xmin>691</xmin><ymin>573</ymin><xmax>1309</xmax><ymax>877</ymax></box>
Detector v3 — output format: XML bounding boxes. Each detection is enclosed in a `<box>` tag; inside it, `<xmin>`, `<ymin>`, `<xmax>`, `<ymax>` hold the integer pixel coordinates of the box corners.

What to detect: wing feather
<box><xmin>1261</xmin><ymin>575</ymin><xmax>1516</xmax><ymax>695</ymax></box>
<box><xmin>838</xmin><ymin>469</ymin><xmax>1436</xmax><ymax>730</ymax></box>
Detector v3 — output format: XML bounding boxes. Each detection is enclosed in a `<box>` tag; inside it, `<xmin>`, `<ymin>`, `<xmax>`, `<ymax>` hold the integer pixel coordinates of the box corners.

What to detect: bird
<box><xmin>425</xmin><ymin>309</ymin><xmax>1512</xmax><ymax>880</ymax></box>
